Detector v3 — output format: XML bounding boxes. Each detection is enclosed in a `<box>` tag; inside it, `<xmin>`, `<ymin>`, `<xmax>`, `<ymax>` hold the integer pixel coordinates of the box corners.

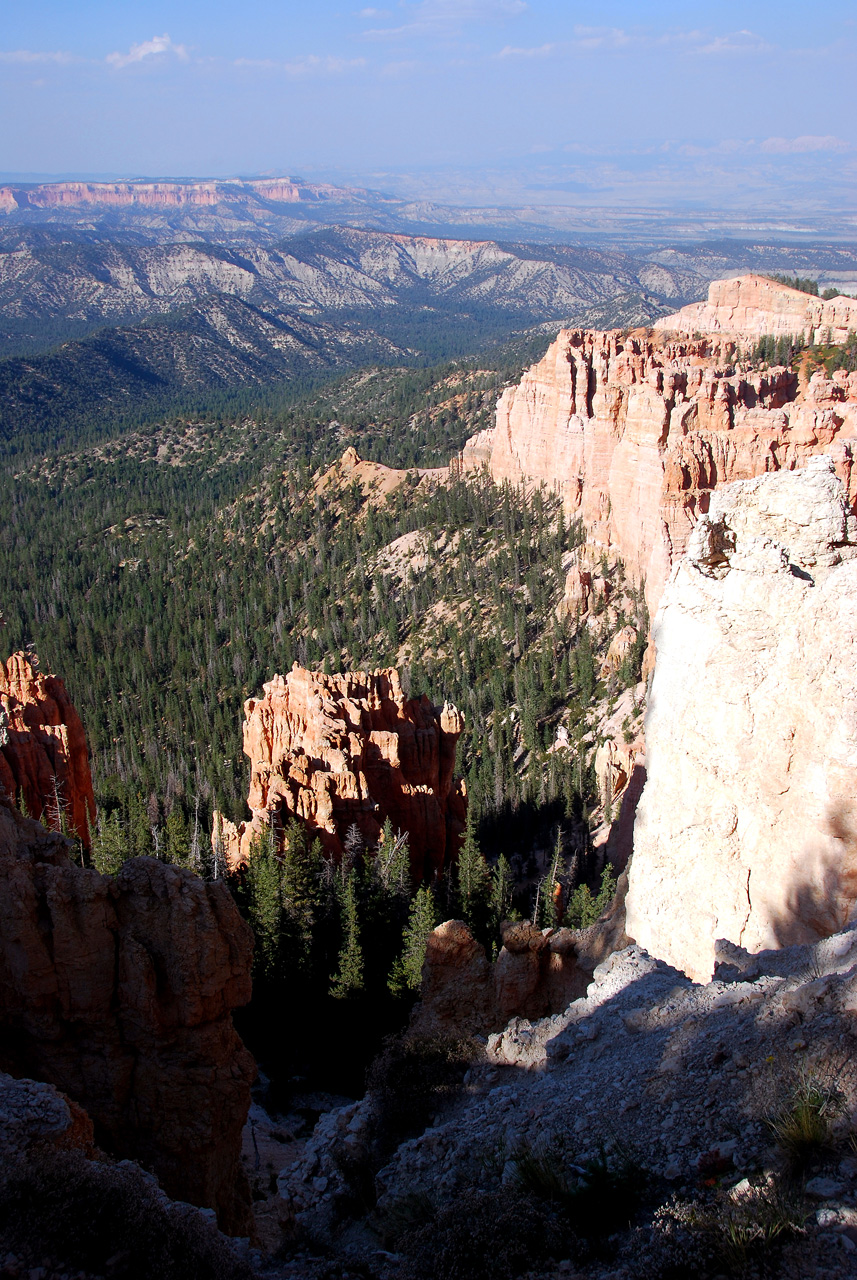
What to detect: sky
<box><xmin>1</xmin><ymin>1</ymin><xmax>855</xmax><ymax>209</ymax></box>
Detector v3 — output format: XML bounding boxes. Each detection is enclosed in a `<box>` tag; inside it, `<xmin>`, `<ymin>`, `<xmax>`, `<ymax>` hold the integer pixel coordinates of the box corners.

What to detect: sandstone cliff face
<box><xmin>625</xmin><ymin>457</ymin><xmax>857</xmax><ymax>981</ymax></box>
<box><xmin>216</xmin><ymin>665</ymin><xmax>465</xmax><ymax>877</ymax></box>
<box><xmin>462</xmin><ymin>318</ymin><xmax>857</xmax><ymax>617</ymax></box>
<box><xmin>0</xmin><ymin>652</ymin><xmax>95</xmax><ymax>848</ymax></box>
<box><xmin>655</xmin><ymin>273</ymin><xmax>857</xmax><ymax>345</ymax></box>
<box><xmin>0</xmin><ymin>797</ymin><xmax>255</xmax><ymax>1232</ymax></box>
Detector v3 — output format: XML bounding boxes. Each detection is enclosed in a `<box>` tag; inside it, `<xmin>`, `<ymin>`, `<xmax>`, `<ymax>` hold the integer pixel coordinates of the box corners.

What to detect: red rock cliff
<box><xmin>462</xmin><ymin>323</ymin><xmax>857</xmax><ymax>616</ymax></box>
<box><xmin>0</xmin><ymin>797</ymin><xmax>255</xmax><ymax>1233</ymax></box>
<box><xmin>0</xmin><ymin>652</ymin><xmax>96</xmax><ymax>848</ymax></box>
<box><xmin>216</xmin><ymin>664</ymin><xmax>465</xmax><ymax>878</ymax></box>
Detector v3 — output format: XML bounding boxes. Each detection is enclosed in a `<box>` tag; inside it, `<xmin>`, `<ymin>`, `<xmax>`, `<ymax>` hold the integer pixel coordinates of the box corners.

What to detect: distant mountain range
<box><xmin>1</xmin><ymin>181</ymin><xmax>855</xmax><ymax>452</ymax></box>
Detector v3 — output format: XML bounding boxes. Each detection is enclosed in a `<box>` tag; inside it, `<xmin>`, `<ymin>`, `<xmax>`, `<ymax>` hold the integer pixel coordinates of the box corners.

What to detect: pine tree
<box><xmin>165</xmin><ymin>808</ymin><xmax>192</xmax><ymax>867</ymax></box>
<box><xmin>244</xmin><ymin>828</ymin><xmax>283</xmax><ymax>980</ymax></box>
<box><xmin>454</xmin><ymin>806</ymin><xmax>490</xmax><ymax>932</ymax></box>
<box><xmin>537</xmin><ymin>827</ymin><xmax>564</xmax><ymax>928</ymax></box>
<box><xmin>490</xmin><ymin>853</ymin><xmax>513</xmax><ymax>929</ymax></box>
<box><xmin>388</xmin><ymin>885</ymin><xmax>437</xmax><ymax>994</ymax></box>
<box><xmin>329</xmin><ymin>870</ymin><xmax>365</xmax><ymax>998</ymax></box>
<box><xmin>91</xmin><ymin>809</ymin><xmax>127</xmax><ymax>876</ymax></box>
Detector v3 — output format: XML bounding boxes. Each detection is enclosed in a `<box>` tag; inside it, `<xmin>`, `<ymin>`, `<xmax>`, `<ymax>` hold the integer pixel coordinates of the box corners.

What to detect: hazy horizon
<box><xmin>2</xmin><ymin>0</ymin><xmax>855</xmax><ymax>213</ymax></box>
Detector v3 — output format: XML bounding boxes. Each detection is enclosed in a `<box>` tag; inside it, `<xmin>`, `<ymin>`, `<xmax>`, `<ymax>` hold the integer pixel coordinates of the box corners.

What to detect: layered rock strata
<box><xmin>0</xmin><ymin>652</ymin><xmax>96</xmax><ymax>847</ymax></box>
<box><xmin>0</xmin><ymin>796</ymin><xmax>255</xmax><ymax>1232</ymax></box>
<box><xmin>655</xmin><ymin>273</ymin><xmax>857</xmax><ymax>345</ymax></box>
<box><xmin>215</xmin><ymin>665</ymin><xmax>465</xmax><ymax>877</ymax></box>
<box><xmin>462</xmin><ymin>313</ymin><xmax>857</xmax><ymax>617</ymax></box>
<box><xmin>625</xmin><ymin>457</ymin><xmax>857</xmax><ymax>981</ymax></box>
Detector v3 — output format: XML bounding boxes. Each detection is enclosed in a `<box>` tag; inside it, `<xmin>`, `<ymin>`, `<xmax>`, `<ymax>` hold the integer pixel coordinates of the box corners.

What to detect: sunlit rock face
<box><xmin>655</xmin><ymin>272</ymin><xmax>857</xmax><ymax>345</ymax></box>
<box><xmin>214</xmin><ymin>665</ymin><xmax>465</xmax><ymax>879</ymax></box>
<box><xmin>626</xmin><ymin>457</ymin><xmax>857</xmax><ymax>981</ymax></box>
<box><xmin>461</xmin><ymin>312</ymin><xmax>857</xmax><ymax>619</ymax></box>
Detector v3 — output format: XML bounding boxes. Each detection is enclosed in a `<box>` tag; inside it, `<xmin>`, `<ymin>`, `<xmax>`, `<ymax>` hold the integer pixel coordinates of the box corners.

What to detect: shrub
<box><xmin>395</xmin><ymin>1187</ymin><xmax>568</xmax><ymax>1280</ymax></box>
<box><xmin>512</xmin><ymin>1138</ymin><xmax>648</xmax><ymax>1238</ymax></box>
<box><xmin>365</xmin><ymin>1030</ymin><xmax>478</xmax><ymax>1154</ymax></box>
<box><xmin>765</xmin><ymin>1066</ymin><xmax>845</xmax><ymax>1168</ymax></box>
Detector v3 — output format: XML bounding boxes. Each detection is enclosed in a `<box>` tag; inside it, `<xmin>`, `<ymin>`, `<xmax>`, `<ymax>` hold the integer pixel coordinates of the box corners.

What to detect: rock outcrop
<box><xmin>0</xmin><ymin>652</ymin><xmax>96</xmax><ymax>848</ymax></box>
<box><xmin>655</xmin><ymin>273</ymin><xmax>857</xmax><ymax>345</ymax></box>
<box><xmin>625</xmin><ymin>457</ymin><xmax>857</xmax><ymax>981</ymax></box>
<box><xmin>0</xmin><ymin>795</ymin><xmax>255</xmax><ymax>1232</ymax></box>
<box><xmin>410</xmin><ymin>919</ymin><xmax>587</xmax><ymax>1036</ymax></box>
<box><xmin>461</xmin><ymin>313</ymin><xmax>857</xmax><ymax>617</ymax></box>
<box><xmin>216</xmin><ymin>665</ymin><xmax>465</xmax><ymax>878</ymax></box>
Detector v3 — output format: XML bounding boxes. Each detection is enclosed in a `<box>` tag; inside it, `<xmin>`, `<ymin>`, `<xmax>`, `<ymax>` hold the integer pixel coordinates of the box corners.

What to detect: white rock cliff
<box><xmin>626</xmin><ymin>456</ymin><xmax>857</xmax><ymax>981</ymax></box>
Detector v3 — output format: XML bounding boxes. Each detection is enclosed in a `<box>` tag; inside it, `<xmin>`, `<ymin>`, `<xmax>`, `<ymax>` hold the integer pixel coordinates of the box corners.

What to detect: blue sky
<box><xmin>1</xmin><ymin>1</ymin><xmax>855</xmax><ymax>208</ymax></box>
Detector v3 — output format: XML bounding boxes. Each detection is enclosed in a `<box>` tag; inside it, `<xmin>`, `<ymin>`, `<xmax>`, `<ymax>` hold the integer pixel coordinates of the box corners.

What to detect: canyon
<box><xmin>215</xmin><ymin>665</ymin><xmax>465</xmax><ymax>878</ymax></box>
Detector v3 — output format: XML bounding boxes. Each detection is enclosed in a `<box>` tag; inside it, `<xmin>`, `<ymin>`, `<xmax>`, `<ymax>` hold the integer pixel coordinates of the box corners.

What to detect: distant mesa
<box><xmin>213</xmin><ymin>664</ymin><xmax>466</xmax><ymax>879</ymax></box>
<box><xmin>0</xmin><ymin>175</ymin><xmax>367</xmax><ymax>213</ymax></box>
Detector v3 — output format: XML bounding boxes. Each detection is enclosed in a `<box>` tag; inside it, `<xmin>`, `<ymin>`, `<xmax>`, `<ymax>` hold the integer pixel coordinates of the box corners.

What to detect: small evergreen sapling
<box><xmin>388</xmin><ymin>885</ymin><xmax>438</xmax><ymax>994</ymax></box>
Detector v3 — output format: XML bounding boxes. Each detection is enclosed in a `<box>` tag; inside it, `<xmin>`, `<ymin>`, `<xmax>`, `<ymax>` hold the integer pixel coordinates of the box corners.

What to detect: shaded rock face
<box><xmin>0</xmin><ymin>652</ymin><xmax>96</xmax><ymax>848</ymax></box>
<box><xmin>655</xmin><ymin>272</ymin><xmax>857</xmax><ymax>345</ymax></box>
<box><xmin>0</xmin><ymin>797</ymin><xmax>255</xmax><ymax>1233</ymax></box>
<box><xmin>410</xmin><ymin>919</ymin><xmax>588</xmax><ymax>1036</ymax></box>
<box><xmin>462</xmin><ymin>318</ymin><xmax>857</xmax><ymax>617</ymax></box>
<box><xmin>626</xmin><ymin>457</ymin><xmax>857</xmax><ymax>982</ymax></box>
<box><xmin>216</xmin><ymin>664</ymin><xmax>465</xmax><ymax>878</ymax></box>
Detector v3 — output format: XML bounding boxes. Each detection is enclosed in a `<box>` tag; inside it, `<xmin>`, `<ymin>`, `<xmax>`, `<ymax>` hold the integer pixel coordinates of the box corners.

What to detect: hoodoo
<box><xmin>0</xmin><ymin>652</ymin><xmax>96</xmax><ymax>849</ymax></box>
<box><xmin>214</xmin><ymin>664</ymin><xmax>466</xmax><ymax>877</ymax></box>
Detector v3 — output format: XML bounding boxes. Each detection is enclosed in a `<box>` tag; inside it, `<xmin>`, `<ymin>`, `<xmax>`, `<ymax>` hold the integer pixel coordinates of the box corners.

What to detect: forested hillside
<box><xmin>0</xmin><ymin>344</ymin><xmax>644</xmax><ymax>871</ymax></box>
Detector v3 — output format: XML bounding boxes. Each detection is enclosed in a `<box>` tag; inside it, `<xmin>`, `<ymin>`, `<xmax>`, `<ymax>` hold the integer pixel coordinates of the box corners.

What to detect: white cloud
<box><xmin>0</xmin><ymin>49</ymin><xmax>75</xmax><ymax>64</ymax></box>
<box><xmin>497</xmin><ymin>42</ymin><xmax>555</xmax><ymax>58</ymax></box>
<box><xmin>358</xmin><ymin>7</ymin><xmax>391</xmax><ymax>15</ymax></box>
<box><xmin>233</xmin><ymin>55</ymin><xmax>366</xmax><ymax>75</ymax></box>
<box><xmin>363</xmin><ymin>0</ymin><xmax>526</xmax><ymax>40</ymax></box>
<box><xmin>693</xmin><ymin>29</ymin><xmax>771</xmax><ymax>55</ymax></box>
<box><xmin>761</xmin><ymin>135</ymin><xmax>849</xmax><ymax>154</ymax></box>
<box><xmin>106</xmin><ymin>34</ymin><xmax>189</xmax><ymax>71</ymax></box>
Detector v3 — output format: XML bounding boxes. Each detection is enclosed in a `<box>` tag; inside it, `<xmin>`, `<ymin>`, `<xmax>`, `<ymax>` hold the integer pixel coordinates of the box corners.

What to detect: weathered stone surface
<box><xmin>0</xmin><ymin>652</ymin><xmax>96</xmax><ymax>847</ymax></box>
<box><xmin>0</xmin><ymin>1070</ymin><xmax>95</xmax><ymax>1161</ymax></box>
<box><xmin>626</xmin><ymin>457</ymin><xmax>857</xmax><ymax>981</ymax></box>
<box><xmin>655</xmin><ymin>273</ymin><xmax>857</xmax><ymax>345</ymax></box>
<box><xmin>462</xmin><ymin>312</ymin><xmax>857</xmax><ymax>618</ymax></box>
<box><xmin>410</xmin><ymin>918</ymin><xmax>588</xmax><ymax>1036</ymax></box>
<box><xmin>0</xmin><ymin>795</ymin><xmax>255</xmax><ymax>1232</ymax></box>
<box><xmin>216</xmin><ymin>664</ymin><xmax>465</xmax><ymax>878</ymax></box>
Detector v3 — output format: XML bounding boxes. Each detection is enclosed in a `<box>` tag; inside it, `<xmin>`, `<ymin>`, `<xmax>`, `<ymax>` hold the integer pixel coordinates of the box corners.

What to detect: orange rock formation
<box><xmin>655</xmin><ymin>273</ymin><xmax>857</xmax><ymax>345</ymax></box>
<box><xmin>0</xmin><ymin>796</ymin><xmax>255</xmax><ymax>1232</ymax></box>
<box><xmin>0</xmin><ymin>652</ymin><xmax>96</xmax><ymax>848</ymax></box>
<box><xmin>215</xmin><ymin>665</ymin><xmax>465</xmax><ymax>878</ymax></box>
<box><xmin>462</xmin><ymin>320</ymin><xmax>857</xmax><ymax>616</ymax></box>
